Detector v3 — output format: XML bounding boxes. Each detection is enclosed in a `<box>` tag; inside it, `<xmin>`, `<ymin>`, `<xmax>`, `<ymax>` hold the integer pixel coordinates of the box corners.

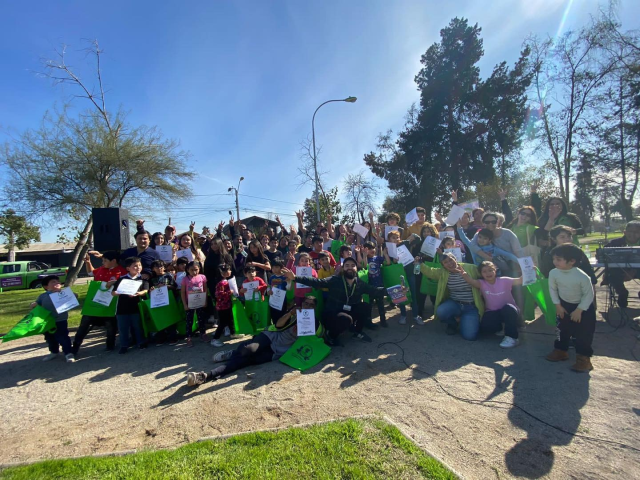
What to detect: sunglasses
<box><xmin>519</xmin><ymin>211</ymin><xmax>531</xmax><ymax>217</ymax></box>
<box><xmin>483</xmin><ymin>220</ymin><xmax>498</xmax><ymax>225</ymax></box>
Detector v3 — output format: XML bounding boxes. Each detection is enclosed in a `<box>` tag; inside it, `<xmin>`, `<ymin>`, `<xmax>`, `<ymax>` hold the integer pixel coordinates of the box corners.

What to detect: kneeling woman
<box><xmin>454</xmin><ymin>261</ymin><xmax>523</xmax><ymax>348</ymax></box>
<box><xmin>186</xmin><ymin>296</ymin><xmax>317</xmax><ymax>387</ymax></box>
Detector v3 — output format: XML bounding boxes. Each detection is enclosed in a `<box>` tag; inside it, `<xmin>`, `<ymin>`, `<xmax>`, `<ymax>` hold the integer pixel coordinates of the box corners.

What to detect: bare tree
<box><xmin>297</xmin><ymin>137</ymin><xmax>331</xmax><ymax>202</ymax></box>
<box><xmin>342</xmin><ymin>170</ymin><xmax>379</xmax><ymax>224</ymax></box>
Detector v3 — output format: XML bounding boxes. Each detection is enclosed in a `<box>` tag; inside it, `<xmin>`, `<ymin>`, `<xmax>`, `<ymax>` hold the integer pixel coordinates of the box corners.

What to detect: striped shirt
<box><xmin>447</xmin><ymin>273</ymin><xmax>474</xmax><ymax>303</ymax></box>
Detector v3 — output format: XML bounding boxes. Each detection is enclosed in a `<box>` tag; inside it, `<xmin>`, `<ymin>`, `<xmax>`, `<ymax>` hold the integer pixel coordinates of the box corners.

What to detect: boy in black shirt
<box><xmin>112</xmin><ymin>257</ymin><xmax>149</xmax><ymax>354</ymax></box>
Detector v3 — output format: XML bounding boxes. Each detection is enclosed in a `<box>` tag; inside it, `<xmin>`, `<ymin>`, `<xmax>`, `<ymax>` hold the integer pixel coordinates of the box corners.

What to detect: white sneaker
<box><xmin>414</xmin><ymin>315</ymin><xmax>424</xmax><ymax>325</ymax></box>
<box><xmin>65</xmin><ymin>353</ymin><xmax>75</xmax><ymax>363</ymax></box>
<box><xmin>211</xmin><ymin>339</ymin><xmax>224</xmax><ymax>348</ymax></box>
<box><xmin>499</xmin><ymin>336</ymin><xmax>520</xmax><ymax>348</ymax></box>
<box><xmin>212</xmin><ymin>350</ymin><xmax>233</xmax><ymax>363</ymax></box>
<box><xmin>42</xmin><ymin>352</ymin><xmax>59</xmax><ymax>362</ymax></box>
<box><xmin>223</xmin><ymin>327</ymin><xmax>231</xmax><ymax>337</ymax></box>
<box><xmin>399</xmin><ymin>315</ymin><xmax>407</xmax><ymax>325</ymax></box>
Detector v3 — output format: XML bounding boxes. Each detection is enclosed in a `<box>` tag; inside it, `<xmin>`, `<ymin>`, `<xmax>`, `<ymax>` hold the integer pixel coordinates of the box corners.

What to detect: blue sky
<box><xmin>1</xmin><ymin>0</ymin><xmax>639</xmax><ymax>241</ymax></box>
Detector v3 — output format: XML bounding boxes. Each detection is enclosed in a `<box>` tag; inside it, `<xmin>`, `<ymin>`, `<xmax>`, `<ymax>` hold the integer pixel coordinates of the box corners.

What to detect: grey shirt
<box><xmin>36</xmin><ymin>291</ymin><xmax>68</xmax><ymax>323</ymax></box>
<box><xmin>262</xmin><ymin>327</ymin><xmax>298</xmax><ymax>360</ymax></box>
<box><xmin>468</xmin><ymin>228</ymin><xmax>525</xmax><ymax>258</ymax></box>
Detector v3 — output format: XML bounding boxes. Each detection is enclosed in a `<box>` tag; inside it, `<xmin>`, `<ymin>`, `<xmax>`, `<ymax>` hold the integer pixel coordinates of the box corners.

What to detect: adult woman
<box><xmin>177</xmin><ymin>233</ymin><xmax>206</xmax><ymax>263</ymax></box>
<box><xmin>467</xmin><ymin>212</ymin><xmax>524</xmax><ymax>276</ymax></box>
<box><xmin>507</xmin><ymin>206</ymin><xmax>540</xmax><ymax>264</ymax></box>
<box><xmin>203</xmin><ymin>237</ymin><xmax>235</xmax><ymax>292</ymax></box>
<box><xmin>246</xmin><ymin>239</ymin><xmax>271</xmax><ymax>282</ymax></box>
<box><xmin>537</xmin><ymin>197</ymin><xmax>584</xmax><ymax>235</ymax></box>
<box><xmin>150</xmin><ymin>232</ymin><xmax>165</xmax><ymax>250</ymax></box>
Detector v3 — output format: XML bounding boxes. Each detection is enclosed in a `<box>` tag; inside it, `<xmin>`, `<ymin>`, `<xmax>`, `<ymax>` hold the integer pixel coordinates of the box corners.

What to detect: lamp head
<box><xmin>227</xmin><ymin>187</ymin><xmax>232</xmax><ymax>192</ymax></box>
<box><xmin>344</xmin><ymin>96</ymin><xmax>357</xmax><ymax>103</ymax></box>
<box><xmin>240</xmin><ymin>177</ymin><xmax>245</xmax><ymax>181</ymax></box>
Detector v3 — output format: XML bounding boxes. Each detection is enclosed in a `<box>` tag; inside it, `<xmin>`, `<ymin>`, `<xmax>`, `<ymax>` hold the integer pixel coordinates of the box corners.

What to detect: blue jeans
<box><xmin>116</xmin><ymin>314</ymin><xmax>145</xmax><ymax>348</ymax></box>
<box><xmin>436</xmin><ymin>299</ymin><xmax>480</xmax><ymax>340</ymax></box>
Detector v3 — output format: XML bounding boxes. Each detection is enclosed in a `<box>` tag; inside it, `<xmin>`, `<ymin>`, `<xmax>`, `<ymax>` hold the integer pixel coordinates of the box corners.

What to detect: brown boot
<box><xmin>571</xmin><ymin>355</ymin><xmax>593</xmax><ymax>372</ymax></box>
<box><xmin>545</xmin><ymin>349</ymin><xmax>569</xmax><ymax>362</ymax></box>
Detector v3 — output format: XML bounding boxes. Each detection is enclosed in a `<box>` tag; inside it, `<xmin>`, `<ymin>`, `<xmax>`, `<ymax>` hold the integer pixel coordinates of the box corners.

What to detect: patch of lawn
<box><xmin>0</xmin><ymin>284</ymin><xmax>89</xmax><ymax>335</ymax></box>
<box><xmin>0</xmin><ymin>418</ymin><xmax>456</xmax><ymax>480</ymax></box>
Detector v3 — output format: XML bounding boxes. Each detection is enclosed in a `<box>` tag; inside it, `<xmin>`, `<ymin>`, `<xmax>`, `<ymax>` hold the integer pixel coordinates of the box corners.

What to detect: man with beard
<box><xmin>282</xmin><ymin>257</ymin><xmax>386</xmax><ymax>346</ymax></box>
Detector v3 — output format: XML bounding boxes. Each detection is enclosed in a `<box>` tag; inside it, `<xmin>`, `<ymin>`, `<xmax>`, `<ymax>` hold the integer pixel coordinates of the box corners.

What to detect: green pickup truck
<box><xmin>0</xmin><ymin>261</ymin><xmax>68</xmax><ymax>290</ymax></box>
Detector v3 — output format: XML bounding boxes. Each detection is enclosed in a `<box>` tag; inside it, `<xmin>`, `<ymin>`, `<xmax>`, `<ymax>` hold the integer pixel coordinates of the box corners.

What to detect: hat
<box><xmin>342</xmin><ymin>257</ymin><xmax>358</xmax><ymax>267</ymax></box>
<box><xmin>165</xmin><ymin>225</ymin><xmax>176</xmax><ymax>231</ymax></box>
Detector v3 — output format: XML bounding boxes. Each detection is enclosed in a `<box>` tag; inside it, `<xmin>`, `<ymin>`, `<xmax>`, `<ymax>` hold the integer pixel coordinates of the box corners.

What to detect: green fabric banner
<box><xmin>526</xmin><ymin>269</ymin><xmax>556</xmax><ymax>326</ymax></box>
<box><xmin>382</xmin><ymin>263</ymin><xmax>411</xmax><ymax>304</ymax></box>
<box><xmin>81</xmin><ymin>281</ymin><xmax>117</xmax><ymax>318</ymax></box>
<box><xmin>279</xmin><ymin>334</ymin><xmax>331</xmax><ymax>372</ymax></box>
<box><xmin>2</xmin><ymin>306</ymin><xmax>57</xmax><ymax>342</ymax></box>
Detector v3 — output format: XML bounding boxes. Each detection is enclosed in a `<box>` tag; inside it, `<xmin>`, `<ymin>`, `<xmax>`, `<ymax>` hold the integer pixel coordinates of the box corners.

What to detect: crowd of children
<box><xmin>30</xmin><ymin>188</ymin><xmax>603</xmax><ymax>377</ymax></box>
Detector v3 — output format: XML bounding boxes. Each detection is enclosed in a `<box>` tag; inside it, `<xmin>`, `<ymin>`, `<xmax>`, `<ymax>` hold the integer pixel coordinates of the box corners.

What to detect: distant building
<box><xmin>222</xmin><ymin>216</ymin><xmax>281</xmax><ymax>237</ymax></box>
<box><xmin>0</xmin><ymin>243</ymin><xmax>76</xmax><ymax>267</ymax></box>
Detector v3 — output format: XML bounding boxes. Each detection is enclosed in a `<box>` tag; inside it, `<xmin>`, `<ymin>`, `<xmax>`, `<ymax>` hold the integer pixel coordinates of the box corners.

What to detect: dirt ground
<box><xmin>1</xmin><ymin>284</ymin><xmax>639</xmax><ymax>480</ymax></box>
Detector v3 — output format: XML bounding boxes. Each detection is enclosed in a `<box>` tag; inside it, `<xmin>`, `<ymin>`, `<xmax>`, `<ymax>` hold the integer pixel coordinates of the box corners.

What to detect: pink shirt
<box><xmin>478</xmin><ymin>277</ymin><xmax>516</xmax><ymax>311</ymax></box>
<box><xmin>182</xmin><ymin>274</ymin><xmax>207</xmax><ymax>294</ymax></box>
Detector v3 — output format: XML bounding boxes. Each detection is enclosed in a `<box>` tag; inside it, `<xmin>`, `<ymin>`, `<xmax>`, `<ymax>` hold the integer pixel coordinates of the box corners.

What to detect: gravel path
<box><xmin>1</xmin><ymin>285</ymin><xmax>639</xmax><ymax>479</ymax></box>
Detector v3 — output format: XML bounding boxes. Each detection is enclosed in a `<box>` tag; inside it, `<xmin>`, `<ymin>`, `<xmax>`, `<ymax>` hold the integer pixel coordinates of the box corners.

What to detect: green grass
<box><xmin>0</xmin><ymin>418</ymin><xmax>456</xmax><ymax>480</ymax></box>
<box><xmin>578</xmin><ymin>232</ymin><xmax>624</xmax><ymax>254</ymax></box>
<box><xmin>0</xmin><ymin>284</ymin><xmax>89</xmax><ymax>335</ymax></box>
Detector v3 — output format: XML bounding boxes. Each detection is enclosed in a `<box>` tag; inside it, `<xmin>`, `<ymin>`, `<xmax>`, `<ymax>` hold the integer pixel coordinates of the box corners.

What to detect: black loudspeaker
<box><xmin>92</xmin><ymin>208</ymin><xmax>131</xmax><ymax>251</ymax></box>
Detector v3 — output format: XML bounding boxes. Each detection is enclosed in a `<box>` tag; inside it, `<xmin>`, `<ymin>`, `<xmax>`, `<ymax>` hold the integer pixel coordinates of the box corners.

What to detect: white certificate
<box><xmin>385</xmin><ymin>242</ymin><xmax>398</xmax><ymax>259</ymax></box>
<box><xmin>444</xmin><ymin>248</ymin><xmax>463</xmax><ymax>263</ymax></box>
<box><xmin>444</xmin><ymin>205</ymin><xmax>466</xmax><ymax>226</ymax></box>
<box><xmin>92</xmin><ymin>286</ymin><xmax>114</xmax><ymax>307</ymax></box>
<box><xmin>420</xmin><ymin>236</ymin><xmax>441</xmax><ymax>257</ymax></box>
<box><xmin>50</xmin><ymin>287</ymin><xmax>80</xmax><ymax>314</ymax></box>
<box><xmin>269</xmin><ymin>288</ymin><xmax>286</xmax><ymax>311</ymax></box>
<box><xmin>156</xmin><ymin>245</ymin><xmax>174</xmax><ymax>263</ymax></box>
<box><xmin>296</xmin><ymin>266</ymin><xmax>313</xmax><ymax>289</ymax></box>
<box><xmin>116</xmin><ymin>278</ymin><xmax>142</xmax><ymax>296</ymax></box>
<box><xmin>176</xmin><ymin>249</ymin><xmax>193</xmax><ymax>262</ymax></box>
<box><xmin>458</xmin><ymin>199</ymin><xmax>480</xmax><ymax>212</ymax></box>
<box><xmin>439</xmin><ymin>231</ymin><xmax>455</xmax><ymax>240</ymax></box>
<box><xmin>188</xmin><ymin>292</ymin><xmax>207</xmax><ymax>309</ymax></box>
<box><xmin>353</xmin><ymin>224</ymin><xmax>369</xmax><ymax>238</ymax></box>
<box><xmin>396</xmin><ymin>245</ymin><xmax>414</xmax><ymax>266</ymax></box>
<box><xmin>150</xmin><ymin>286</ymin><xmax>170</xmax><ymax>308</ymax></box>
<box><xmin>518</xmin><ymin>257</ymin><xmax>537</xmax><ymax>286</ymax></box>
<box><xmin>405</xmin><ymin>208</ymin><xmax>419</xmax><ymax>226</ymax></box>
<box><xmin>297</xmin><ymin>308</ymin><xmax>316</xmax><ymax>336</ymax></box>
<box><xmin>385</xmin><ymin>225</ymin><xmax>400</xmax><ymax>241</ymax></box>
<box><xmin>244</xmin><ymin>280</ymin><xmax>260</xmax><ymax>299</ymax></box>
<box><xmin>228</xmin><ymin>277</ymin><xmax>239</xmax><ymax>296</ymax></box>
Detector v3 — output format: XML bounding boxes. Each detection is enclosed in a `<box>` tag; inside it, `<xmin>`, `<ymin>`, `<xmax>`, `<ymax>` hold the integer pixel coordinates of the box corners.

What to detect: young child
<box><xmin>181</xmin><ymin>260</ymin><xmax>209</xmax><ymax>347</ymax></box>
<box><xmin>175</xmin><ymin>257</ymin><xmax>189</xmax><ymax>291</ymax></box>
<box><xmin>286</xmin><ymin>252</ymin><xmax>318</xmax><ymax>308</ymax></box>
<box><xmin>384</xmin><ymin>230</ymin><xmax>423</xmax><ymax>325</ymax></box>
<box><xmin>268</xmin><ymin>259</ymin><xmax>289</xmax><ymax>320</ymax></box>
<box><xmin>316</xmin><ymin>252</ymin><xmax>336</xmax><ymax>301</ymax></box>
<box><xmin>540</xmin><ymin>225</ymin><xmax>596</xmax><ymax>283</ymax></box>
<box><xmin>112</xmin><ymin>257</ymin><xmax>149</xmax><ymax>354</ymax></box>
<box><xmin>335</xmin><ymin>245</ymin><xmax>353</xmax><ymax>273</ymax></box>
<box><xmin>456</xmin><ymin>261</ymin><xmax>523</xmax><ymax>348</ymax></box>
<box><xmin>239</xmin><ymin>265</ymin><xmax>268</xmax><ymax>301</ymax></box>
<box><xmin>359</xmin><ymin>241</ymin><xmax>388</xmax><ymax>328</ymax></box>
<box><xmin>545</xmin><ymin>244</ymin><xmax>596</xmax><ymax>372</ymax></box>
<box><xmin>32</xmin><ymin>275</ymin><xmax>78</xmax><ymax>363</ymax></box>
<box><xmin>149</xmin><ymin>259</ymin><xmax>178</xmax><ymax>344</ymax></box>
<box><xmin>457</xmin><ymin>225</ymin><xmax>519</xmax><ymax>275</ymax></box>
<box><xmin>212</xmin><ymin>263</ymin><xmax>236</xmax><ymax>347</ymax></box>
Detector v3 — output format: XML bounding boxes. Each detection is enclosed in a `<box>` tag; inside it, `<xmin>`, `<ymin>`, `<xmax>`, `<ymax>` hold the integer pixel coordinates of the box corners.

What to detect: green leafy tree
<box><xmin>302</xmin><ymin>187</ymin><xmax>342</xmax><ymax>230</ymax></box>
<box><xmin>0</xmin><ymin>209</ymin><xmax>41</xmax><ymax>262</ymax></box>
<box><xmin>366</xmin><ymin>18</ymin><xmax>532</xmax><ymax>218</ymax></box>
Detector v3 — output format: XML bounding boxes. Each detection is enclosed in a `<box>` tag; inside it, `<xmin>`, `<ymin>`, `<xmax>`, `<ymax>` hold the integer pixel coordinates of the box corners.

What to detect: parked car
<box><xmin>0</xmin><ymin>261</ymin><xmax>68</xmax><ymax>290</ymax></box>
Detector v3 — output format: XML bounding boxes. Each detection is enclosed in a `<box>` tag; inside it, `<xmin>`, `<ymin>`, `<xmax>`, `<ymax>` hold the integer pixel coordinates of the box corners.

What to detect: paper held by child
<box><xmin>176</xmin><ymin>249</ymin><xmax>193</xmax><ymax>262</ymax></box>
<box><xmin>228</xmin><ymin>277</ymin><xmax>239</xmax><ymax>296</ymax></box>
<box><xmin>387</xmin><ymin>285</ymin><xmax>408</xmax><ymax>304</ymax></box>
<box><xmin>50</xmin><ymin>287</ymin><xmax>80</xmax><ymax>314</ymax></box>
<box><xmin>188</xmin><ymin>292</ymin><xmax>207</xmax><ymax>309</ymax></box>
<box><xmin>269</xmin><ymin>288</ymin><xmax>286</xmax><ymax>310</ymax></box>
<box><xmin>116</xmin><ymin>279</ymin><xmax>142</xmax><ymax>296</ymax></box>
<box><xmin>444</xmin><ymin>248</ymin><xmax>463</xmax><ymax>263</ymax></box>
<box><xmin>92</xmin><ymin>285</ymin><xmax>114</xmax><ymax>306</ymax></box>
<box><xmin>405</xmin><ymin>208</ymin><xmax>419</xmax><ymax>226</ymax></box>
<box><xmin>244</xmin><ymin>280</ymin><xmax>260</xmax><ymax>300</ymax></box>
<box><xmin>297</xmin><ymin>308</ymin><xmax>316</xmax><ymax>336</ymax></box>
<box><xmin>385</xmin><ymin>225</ymin><xmax>399</xmax><ymax>240</ymax></box>
<box><xmin>439</xmin><ymin>231</ymin><xmax>455</xmax><ymax>240</ymax></box>
<box><xmin>396</xmin><ymin>245</ymin><xmax>414</xmax><ymax>266</ymax></box>
<box><xmin>385</xmin><ymin>242</ymin><xmax>398</xmax><ymax>259</ymax></box>
<box><xmin>296</xmin><ymin>267</ymin><xmax>313</xmax><ymax>289</ymax></box>
<box><xmin>150</xmin><ymin>286</ymin><xmax>170</xmax><ymax>308</ymax></box>
<box><xmin>518</xmin><ymin>256</ymin><xmax>537</xmax><ymax>286</ymax></box>
<box><xmin>420</xmin><ymin>236</ymin><xmax>441</xmax><ymax>257</ymax></box>
<box><xmin>156</xmin><ymin>245</ymin><xmax>173</xmax><ymax>262</ymax></box>
<box><xmin>352</xmin><ymin>224</ymin><xmax>369</xmax><ymax>238</ymax></box>
<box><xmin>444</xmin><ymin>205</ymin><xmax>466</xmax><ymax>226</ymax></box>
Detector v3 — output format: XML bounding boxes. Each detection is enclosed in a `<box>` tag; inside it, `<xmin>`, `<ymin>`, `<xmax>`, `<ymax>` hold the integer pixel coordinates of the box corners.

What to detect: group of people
<box><xmin>31</xmin><ymin>186</ymin><xmax>632</xmax><ymax>385</ymax></box>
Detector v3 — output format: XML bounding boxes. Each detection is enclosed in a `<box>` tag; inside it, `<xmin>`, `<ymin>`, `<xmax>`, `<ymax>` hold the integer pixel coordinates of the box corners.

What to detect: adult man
<box><xmin>120</xmin><ymin>230</ymin><xmax>161</xmax><ymax>278</ymax></box>
<box><xmin>308</xmin><ymin>235</ymin><xmax>337</xmax><ymax>270</ymax></box>
<box><xmin>402</xmin><ymin>207</ymin><xmax>437</xmax><ymax>240</ymax></box>
<box><xmin>603</xmin><ymin>221</ymin><xmax>640</xmax><ymax>308</ymax></box>
<box><xmin>283</xmin><ymin>258</ymin><xmax>386</xmax><ymax>345</ymax></box>
<box><xmin>164</xmin><ymin>225</ymin><xmax>178</xmax><ymax>245</ymax></box>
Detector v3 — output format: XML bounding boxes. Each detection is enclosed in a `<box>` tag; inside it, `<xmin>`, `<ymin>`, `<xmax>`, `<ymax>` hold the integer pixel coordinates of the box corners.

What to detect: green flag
<box><xmin>280</xmin><ymin>335</ymin><xmax>331</xmax><ymax>372</ymax></box>
<box><xmin>81</xmin><ymin>281</ymin><xmax>117</xmax><ymax>317</ymax></box>
<box><xmin>2</xmin><ymin>306</ymin><xmax>57</xmax><ymax>342</ymax></box>
<box><xmin>526</xmin><ymin>269</ymin><xmax>556</xmax><ymax>326</ymax></box>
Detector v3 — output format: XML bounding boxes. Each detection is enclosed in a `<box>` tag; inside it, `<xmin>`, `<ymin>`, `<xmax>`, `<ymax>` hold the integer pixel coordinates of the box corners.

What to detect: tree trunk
<box><xmin>7</xmin><ymin>232</ymin><xmax>15</xmax><ymax>262</ymax></box>
<box><xmin>64</xmin><ymin>216</ymin><xmax>93</xmax><ymax>287</ymax></box>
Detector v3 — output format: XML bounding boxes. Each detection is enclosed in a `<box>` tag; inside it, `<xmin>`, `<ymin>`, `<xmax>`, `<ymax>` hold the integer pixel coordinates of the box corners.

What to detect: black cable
<box><xmin>376</xmin><ymin>324</ymin><xmax>640</xmax><ymax>454</ymax></box>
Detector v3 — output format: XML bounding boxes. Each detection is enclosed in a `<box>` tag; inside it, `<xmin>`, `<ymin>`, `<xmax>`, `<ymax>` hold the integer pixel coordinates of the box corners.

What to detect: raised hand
<box><xmin>434</xmin><ymin>211</ymin><xmax>443</xmax><ymax>223</ymax></box>
<box><xmin>190</xmin><ymin>221</ymin><xmax>196</xmax><ymax>230</ymax></box>
<box><xmin>229</xmin><ymin>216</ymin><xmax>235</xmax><ymax>227</ymax></box>
<box><xmin>451</xmin><ymin>190</ymin><xmax>458</xmax><ymax>202</ymax></box>
<box><xmin>281</xmin><ymin>267</ymin><xmax>296</xmax><ymax>281</ymax></box>
<box><xmin>531</xmin><ymin>182</ymin><xmax>539</xmax><ymax>194</ymax></box>
<box><xmin>218</xmin><ymin>221</ymin><xmax>225</xmax><ymax>231</ymax></box>
<box><xmin>275</xmin><ymin>215</ymin><xmax>281</xmax><ymax>223</ymax></box>
<box><xmin>136</xmin><ymin>219</ymin><xmax>145</xmax><ymax>227</ymax></box>
<box><xmin>498</xmin><ymin>189</ymin><xmax>508</xmax><ymax>201</ymax></box>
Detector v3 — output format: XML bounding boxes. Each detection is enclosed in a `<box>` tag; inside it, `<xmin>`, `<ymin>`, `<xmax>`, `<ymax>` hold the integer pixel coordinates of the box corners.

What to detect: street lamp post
<box><xmin>228</xmin><ymin>176</ymin><xmax>245</xmax><ymax>220</ymax></box>
<box><xmin>311</xmin><ymin>96</ymin><xmax>357</xmax><ymax>222</ymax></box>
